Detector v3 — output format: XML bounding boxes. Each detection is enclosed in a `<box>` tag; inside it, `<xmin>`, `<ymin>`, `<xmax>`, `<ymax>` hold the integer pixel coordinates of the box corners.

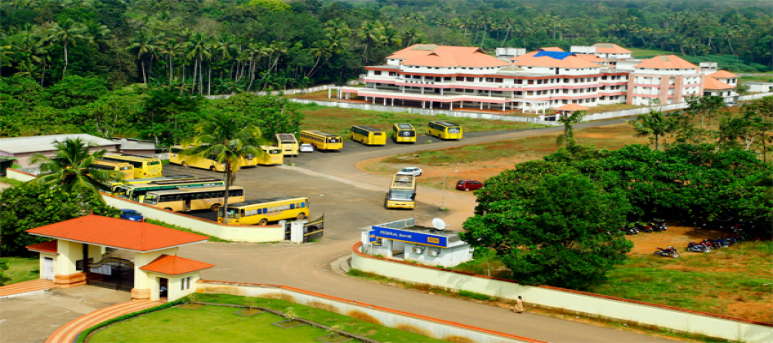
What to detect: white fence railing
<box><xmin>351</xmin><ymin>243</ymin><xmax>772</xmax><ymax>343</ymax></box>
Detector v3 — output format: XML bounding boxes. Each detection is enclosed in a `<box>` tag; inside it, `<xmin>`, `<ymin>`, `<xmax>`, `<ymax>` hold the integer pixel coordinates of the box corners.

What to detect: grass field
<box><xmin>91</xmin><ymin>294</ymin><xmax>444</xmax><ymax>343</ymax></box>
<box><xmin>90</xmin><ymin>305</ymin><xmax>331</xmax><ymax>343</ymax></box>
<box><xmin>449</xmin><ymin>241</ymin><xmax>773</xmax><ymax>323</ymax></box>
<box><xmin>299</xmin><ymin>103</ymin><xmax>546</xmax><ymax>139</ymax></box>
<box><xmin>0</xmin><ymin>256</ymin><xmax>40</xmax><ymax>286</ymax></box>
<box><xmin>740</xmin><ymin>75</ymin><xmax>773</xmax><ymax>83</ymax></box>
<box><xmin>381</xmin><ymin>123</ymin><xmax>646</xmax><ymax>166</ymax></box>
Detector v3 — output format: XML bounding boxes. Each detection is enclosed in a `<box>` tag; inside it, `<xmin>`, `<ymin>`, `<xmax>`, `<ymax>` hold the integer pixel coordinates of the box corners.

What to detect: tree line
<box><xmin>461</xmin><ymin>96</ymin><xmax>773</xmax><ymax>289</ymax></box>
<box><xmin>2</xmin><ymin>0</ymin><xmax>771</xmax><ymax>97</ymax></box>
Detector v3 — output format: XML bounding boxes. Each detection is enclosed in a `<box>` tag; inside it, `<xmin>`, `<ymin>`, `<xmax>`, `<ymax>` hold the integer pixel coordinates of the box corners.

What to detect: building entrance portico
<box><xmin>26</xmin><ymin>214</ymin><xmax>213</xmax><ymax>302</ymax></box>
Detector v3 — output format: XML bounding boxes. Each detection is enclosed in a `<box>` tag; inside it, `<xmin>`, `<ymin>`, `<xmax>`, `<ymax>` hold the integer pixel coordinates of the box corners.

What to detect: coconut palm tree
<box><xmin>628</xmin><ymin>109</ymin><xmax>675</xmax><ymax>150</ymax></box>
<box><xmin>29</xmin><ymin>138</ymin><xmax>123</xmax><ymax>198</ymax></box>
<box><xmin>180</xmin><ymin>111</ymin><xmax>268</xmax><ymax>224</ymax></box>
<box><xmin>47</xmin><ymin>19</ymin><xmax>86</xmax><ymax>79</ymax></box>
<box><xmin>556</xmin><ymin>110</ymin><xmax>587</xmax><ymax>148</ymax></box>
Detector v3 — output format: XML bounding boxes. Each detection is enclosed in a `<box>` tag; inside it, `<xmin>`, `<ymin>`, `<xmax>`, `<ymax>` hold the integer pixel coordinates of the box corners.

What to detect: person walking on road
<box><xmin>514</xmin><ymin>296</ymin><xmax>524</xmax><ymax>313</ymax></box>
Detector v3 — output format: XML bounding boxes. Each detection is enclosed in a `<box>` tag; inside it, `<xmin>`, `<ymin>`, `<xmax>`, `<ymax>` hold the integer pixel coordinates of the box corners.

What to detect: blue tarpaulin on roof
<box><xmin>534</xmin><ymin>51</ymin><xmax>575</xmax><ymax>60</ymax></box>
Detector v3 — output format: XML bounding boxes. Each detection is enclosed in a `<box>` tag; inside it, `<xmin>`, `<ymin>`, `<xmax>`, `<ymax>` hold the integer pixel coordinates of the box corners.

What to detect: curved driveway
<box><xmin>181</xmin><ymin>119</ymin><xmax>671</xmax><ymax>342</ymax></box>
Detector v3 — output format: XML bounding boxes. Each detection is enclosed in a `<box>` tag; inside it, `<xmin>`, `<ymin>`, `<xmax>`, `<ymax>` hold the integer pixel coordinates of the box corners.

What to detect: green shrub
<box><xmin>458</xmin><ymin>290</ymin><xmax>490</xmax><ymax>301</ymax></box>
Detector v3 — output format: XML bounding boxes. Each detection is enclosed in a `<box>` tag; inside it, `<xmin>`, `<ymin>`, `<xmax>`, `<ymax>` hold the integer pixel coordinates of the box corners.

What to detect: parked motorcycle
<box><xmin>654</xmin><ymin>246</ymin><xmax>679</xmax><ymax>258</ymax></box>
<box><xmin>651</xmin><ymin>219</ymin><xmax>668</xmax><ymax>231</ymax></box>
<box><xmin>635</xmin><ymin>222</ymin><xmax>653</xmax><ymax>233</ymax></box>
<box><xmin>686</xmin><ymin>241</ymin><xmax>712</xmax><ymax>253</ymax></box>
<box><xmin>701</xmin><ymin>239</ymin><xmax>723</xmax><ymax>250</ymax></box>
<box><xmin>713</xmin><ymin>237</ymin><xmax>730</xmax><ymax>248</ymax></box>
<box><xmin>621</xmin><ymin>222</ymin><xmax>639</xmax><ymax>235</ymax></box>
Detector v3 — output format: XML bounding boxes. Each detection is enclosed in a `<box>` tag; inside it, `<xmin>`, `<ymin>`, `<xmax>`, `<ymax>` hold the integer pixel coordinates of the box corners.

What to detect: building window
<box><xmin>374</xmin><ymin>71</ymin><xmax>381</xmax><ymax>76</ymax></box>
<box><xmin>181</xmin><ymin>276</ymin><xmax>192</xmax><ymax>291</ymax></box>
<box><xmin>466</xmin><ymin>77</ymin><xmax>474</xmax><ymax>82</ymax></box>
<box><xmin>456</xmin><ymin>76</ymin><xmax>464</xmax><ymax>81</ymax></box>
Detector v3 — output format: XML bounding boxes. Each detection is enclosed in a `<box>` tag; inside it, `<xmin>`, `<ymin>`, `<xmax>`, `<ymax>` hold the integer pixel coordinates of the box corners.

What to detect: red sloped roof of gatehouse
<box><xmin>26</xmin><ymin>214</ymin><xmax>209</xmax><ymax>252</ymax></box>
<box><xmin>140</xmin><ymin>254</ymin><xmax>215</xmax><ymax>275</ymax></box>
<box><xmin>26</xmin><ymin>240</ymin><xmax>58</xmax><ymax>254</ymax></box>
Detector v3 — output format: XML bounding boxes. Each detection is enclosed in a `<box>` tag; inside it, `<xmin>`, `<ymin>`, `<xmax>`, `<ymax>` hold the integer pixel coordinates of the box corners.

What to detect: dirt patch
<box><xmin>346</xmin><ymin>310</ymin><xmax>381</xmax><ymax>325</ymax></box>
<box><xmin>626</xmin><ymin>225</ymin><xmax>725</xmax><ymax>256</ymax></box>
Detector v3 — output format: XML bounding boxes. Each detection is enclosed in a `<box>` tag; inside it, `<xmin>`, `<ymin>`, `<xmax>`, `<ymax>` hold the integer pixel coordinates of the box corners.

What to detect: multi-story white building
<box><xmin>618</xmin><ymin>55</ymin><xmax>704</xmax><ymax>105</ymax></box>
<box><xmin>337</xmin><ymin>44</ymin><xmax>734</xmax><ymax>114</ymax></box>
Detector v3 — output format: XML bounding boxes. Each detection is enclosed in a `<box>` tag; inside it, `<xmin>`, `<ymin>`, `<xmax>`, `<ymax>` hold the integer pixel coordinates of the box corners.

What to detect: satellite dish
<box><xmin>432</xmin><ymin>218</ymin><xmax>447</xmax><ymax>231</ymax></box>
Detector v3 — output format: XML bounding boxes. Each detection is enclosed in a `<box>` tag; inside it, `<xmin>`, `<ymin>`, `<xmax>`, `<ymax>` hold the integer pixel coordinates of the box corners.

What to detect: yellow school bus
<box><xmin>256</xmin><ymin>146</ymin><xmax>284</xmax><ymax>165</ymax></box>
<box><xmin>93</xmin><ymin>160</ymin><xmax>135</xmax><ymax>180</ymax></box>
<box><xmin>275</xmin><ymin>133</ymin><xmax>299</xmax><ymax>156</ymax></box>
<box><xmin>143</xmin><ymin>186</ymin><xmax>245</xmax><ymax>212</ymax></box>
<box><xmin>392</xmin><ymin>123</ymin><xmax>417</xmax><ymax>143</ymax></box>
<box><xmin>299</xmin><ymin>130</ymin><xmax>343</xmax><ymax>151</ymax></box>
<box><xmin>102</xmin><ymin>153</ymin><xmax>163</xmax><ymax>178</ymax></box>
<box><xmin>169</xmin><ymin>145</ymin><xmax>226</xmax><ymax>172</ymax></box>
<box><xmin>116</xmin><ymin>177</ymin><xmax>224</xmax><ymax>202</ymax></box>
<box><xmin>427</xmin><ymin>121</ymin><xmax>463</xmax><ymax>140</ymax></box>
<box><xmin>218</xmin><ymin>196</ymin><xmax>309</xmax><ymax>225</ymax></box>
<box><xmin>349</xmin><ymin>125</ymin><xmax>387</xmax><ymax>145</ymax></box>
<box><xmin>385</xmin><ymin>174</ymin><xmax>416</xmax><ymax>209</ymax></box>
<box><xmin>104</xmin><ymin>175</ymin><xmax>197</xmax><ymax>195</ymax></box>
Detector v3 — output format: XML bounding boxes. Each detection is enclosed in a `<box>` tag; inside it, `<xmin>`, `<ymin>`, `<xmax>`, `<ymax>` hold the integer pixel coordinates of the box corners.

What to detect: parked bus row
<box><xmin>169</xmin><ymin>145</ymin><xmax>284</xmax><ymax>172</ymax></box>
<box><xmin>102</xmin><ymin>153</ymin><xmax>163</xmax><ymax>179</ymax></box>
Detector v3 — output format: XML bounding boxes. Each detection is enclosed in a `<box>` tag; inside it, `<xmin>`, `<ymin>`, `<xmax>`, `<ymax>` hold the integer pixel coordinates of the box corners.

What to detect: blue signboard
<box><xmin>371</xmin><ymin>226</ymin><xmax>447</xmax><ymax>248</ymax></box>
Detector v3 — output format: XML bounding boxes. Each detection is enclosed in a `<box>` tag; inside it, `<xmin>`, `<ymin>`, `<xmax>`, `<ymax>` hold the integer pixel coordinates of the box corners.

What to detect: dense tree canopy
<box><xmin>0</xmin><ymin>184</ymin><xmax>120</xmax><ymax>255</ymax></box>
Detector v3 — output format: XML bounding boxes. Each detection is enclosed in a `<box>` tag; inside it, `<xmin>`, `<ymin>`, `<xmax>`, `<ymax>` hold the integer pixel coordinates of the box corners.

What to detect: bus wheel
<box><xmin>211</xmin><ymin>204</ymin><xmax>221</xmax><ymax>212</ymax></box>
<box><xmin>164</xmin><ymin>208</ymin><xmax>173</xmax><ymax>211</ymax></box>
<box><xmin>258</xmin><ymin>218</ymin><xmax>268</xmax><ymax>226</ymax></box>
<box><xmin>296</xmin><ymin>213</ymin><xmax>306</xmax><ymax>220</ymax></box>
<box><xmin>182</xmin><ymin>162</ymin><xmax>189</xmax><ymax>168</ymax></box>
<box><xmin>210</xmin><ymin>166</ymin><xmax>217</xmax><ymax>172</ymax></box>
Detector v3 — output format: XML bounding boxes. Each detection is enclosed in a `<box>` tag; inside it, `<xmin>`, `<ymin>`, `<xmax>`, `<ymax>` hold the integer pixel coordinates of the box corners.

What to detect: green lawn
<box><xmin>91</xmin><ymin>295</ymin><xmax>444</xmax><ymax>343</ymax></box>
<box><xmin>449</xmin><ymin>241</ymin><xmax>773</xmax><ymax>324</ymax></box>
<box><xmin>0</xmin><ymin>256</ymin><xmax>40</xmax><ymax>286</ymax></box>
<box><xmin>628</xmin><ymin>48</ymin><xmax>770</xmax><ymax>73</ymax></box>
<box><xmin>740</xmin><ymin>75</ymin><xmax>773</xmax><ymax>83</ymax></box>
<box><xmin>299</xmin><ymin>103</ymin><xmax>546</xmax><ymax>139</ymax></box>
<box><xmin>91</xmin><ymin>305</ymin><xmax>327</xmax><ymax>343</ymax></box>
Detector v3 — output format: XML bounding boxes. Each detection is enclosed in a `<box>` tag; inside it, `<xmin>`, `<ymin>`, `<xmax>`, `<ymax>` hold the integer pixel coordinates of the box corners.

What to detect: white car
<box><xmin>299</xmin><ymin>143</ymin><xmax>315</xmax><ymax>153</ymax></box>
<box><xmin>397</xmin><ymin>167</ymin><xmax>423</xmax><ymax>176</ymax></box>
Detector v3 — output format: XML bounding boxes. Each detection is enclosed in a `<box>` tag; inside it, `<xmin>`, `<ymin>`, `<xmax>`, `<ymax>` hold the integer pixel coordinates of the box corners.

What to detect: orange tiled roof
<box><xmin>708</xmin><ymin>70</ymin><xmax>738</xmax><ymax>79</ymax></box>
<box><xmin>574</xmin><ymin>54</ymin><xmax>609</xmax><ymax>63</ymax></box>
<box><xmin>26</xmin><ymin>215</ymin><xmax>208</xmax><ymax>252</ymax></box>
<box><xmin>398</xmin><ymin>46</ymin><xmax>509</xmax><ymax>68</ymax></box>
<box><xmin>509</xmin><ymin>51</ymin><xmax>540</xmax><ymax>61</ymax></box>
<box><xmin>512</xmin><ymin>55</ymin><xmax>601</xmax><ymax>69</ymax></box>
<box><xmin>540</xmin><ymin>47</ymin><xmax>564</xmax><ymax>52</ymax></box>
<box><xmin>557</xmin><ymin>104</ymin><xmax>590</xmax><ymax>111</ymax></box>
<box><xmin>140</xmin><ymin>254</ymin><xmax>215</xmax><ymax>275</ymax></box>
<box><xmin>703</xmin><ymin>77</ymin><xmax>734</xmax><ymax>90</ymax></box>
<box><xmin>387</xmin><ymin>44</ymin><xmax>440</xmax><ymax>59</ymax></box>
<box><xmin>27</xmin><ymin>240</ymin><xmax>58</xmax><ymax>254</ymax></box>
<box><xmin>592</xmin><ymin>43</ymin><xmax>632</xmax><ymax>54</ymax></box>
<box><xmin>634</xmin><ymin>55</ymin><xmax>698</xmax><ymax>70</ymax></box>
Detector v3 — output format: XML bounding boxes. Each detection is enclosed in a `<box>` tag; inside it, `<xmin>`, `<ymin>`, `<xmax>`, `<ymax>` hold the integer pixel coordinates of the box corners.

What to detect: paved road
<box><xmin>170</xmin><ymin>119</ymin><xmax>670</xmax><ymax>342</ymax></box>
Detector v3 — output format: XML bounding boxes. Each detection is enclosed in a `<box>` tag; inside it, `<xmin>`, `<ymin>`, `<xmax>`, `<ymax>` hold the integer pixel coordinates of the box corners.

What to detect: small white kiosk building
<box><xmin>360</xmin><ymin>218</ymin><xmax>473</xmax><ymax>267</ymax></box>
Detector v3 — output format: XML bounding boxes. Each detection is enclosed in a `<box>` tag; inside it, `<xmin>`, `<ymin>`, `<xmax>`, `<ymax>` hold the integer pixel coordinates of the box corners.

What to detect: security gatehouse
<box><xmin>361</xmin><ymin>218</ymin><xmax>472</xmax><ymax>267</ymax></box>
<box><xmin>25</xmin><ymin>214</ymin><xmax>213</xmax><ymax>302</ymax></box>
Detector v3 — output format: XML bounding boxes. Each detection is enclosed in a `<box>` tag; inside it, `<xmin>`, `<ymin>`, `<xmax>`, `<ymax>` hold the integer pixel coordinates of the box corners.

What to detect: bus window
<box><xmin>290</xmin><ymin>203</ymin><xmax>295</xmax><ymax>209</ymax></box>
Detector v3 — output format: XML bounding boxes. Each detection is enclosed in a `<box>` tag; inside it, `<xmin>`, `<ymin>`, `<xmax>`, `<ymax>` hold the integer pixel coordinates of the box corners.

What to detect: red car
<box><xmin>456</xmin><ymin>180</ymin><xmax>483</xmax><ymax>191</ymax></box>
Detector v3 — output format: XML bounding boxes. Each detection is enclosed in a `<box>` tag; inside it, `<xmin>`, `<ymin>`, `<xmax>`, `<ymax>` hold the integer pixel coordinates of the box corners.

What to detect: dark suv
<box><xmin>456</xmin><ymin>180</ymin><xmax>483</xmax><ymax>191</ymax></box>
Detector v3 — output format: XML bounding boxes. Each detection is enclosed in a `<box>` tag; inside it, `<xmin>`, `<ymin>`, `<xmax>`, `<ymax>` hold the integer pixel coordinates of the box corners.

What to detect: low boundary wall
<box><xmin>196</xmin><ymin>279</ymin><xmax>543</xmax><ymax>343</ymax></box>
<box><xmin>4</xmin><ymin>169</ymin><xmax>284</xmax><ymax>243</ymax></box>
<box><xmin>351</xmin><ymin>242</ymin><xmax>772</xmax><ymax>343</ymax></box>
<box><xmin>288</xmin><ymin>98</ymin><xmax>558</xmax><ymax>125</ymax></box>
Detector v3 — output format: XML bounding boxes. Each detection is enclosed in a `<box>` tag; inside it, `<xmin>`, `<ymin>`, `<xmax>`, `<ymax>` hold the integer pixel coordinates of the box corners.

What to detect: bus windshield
<box><xmin>389</xmin><ymin>189</ymin><xmax>414</xmax><ymax>201</ymax></box>
<box><xmin>268</xmin><ymin>149</ymin><xmax>282</xmax><ymax>154</ymax></box>
<box><xmin>144</xmin><ymin>194</ymin><xmax>158</xmax><ymax>204</ymax></box>
<box><xmin>447</xmin><ymin>127</ymin><xmax>461</xmax><ymax>133</ymax></box>
<box><xmin>399</xmin><ymin>131</ymin><xmax>415</xmax><ymax>137</ymax></box>
<box><xmin>327</xmin><ymin>137</ymin><xmax>340</xmax><ymax>143</ymax></box>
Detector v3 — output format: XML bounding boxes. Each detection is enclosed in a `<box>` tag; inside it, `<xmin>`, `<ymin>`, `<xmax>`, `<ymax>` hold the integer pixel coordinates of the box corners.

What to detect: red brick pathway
<box><xmin>45</xmin><ymin>300</ymin><xmax>161</xmax><ymax>343</ymax></box>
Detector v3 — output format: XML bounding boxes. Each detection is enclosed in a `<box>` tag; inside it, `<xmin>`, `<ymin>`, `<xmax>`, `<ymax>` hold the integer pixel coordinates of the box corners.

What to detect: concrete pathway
<box><xmin>0</xmin><ymin>279</ymin><xmax>56</xmax><ymax>298</ymax></box>
<box><xmin>45</xmin><ymin>300</ymin><xmax>161</xmax><ymax>343</ymax></box>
